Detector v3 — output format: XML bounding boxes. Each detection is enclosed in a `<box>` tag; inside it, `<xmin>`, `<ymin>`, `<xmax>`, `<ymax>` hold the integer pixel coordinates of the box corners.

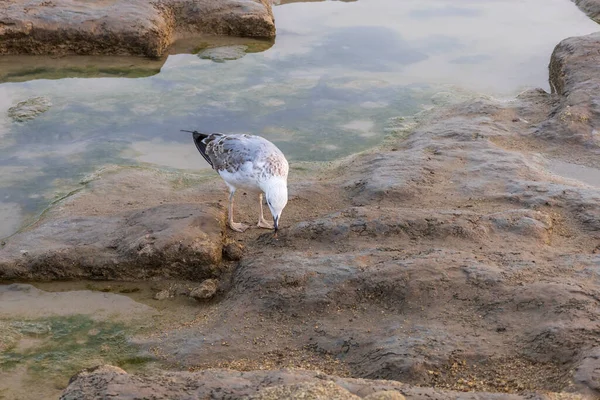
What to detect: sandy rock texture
<box><xmin>61</xmin><ymin>366</ymin><xmax>567</xmax><ymax>400</ymax></box>
<box><xmin>0</xmin><ymin>203</ymin><xmax>226</xmax><ymax>280</ymax></box>
<box><xmin>0</xmin><ymin>168</ymin><xmax>231</xmax><ymax>280</ymax></box>
<box><xmin>0</xmin><ymin>0</ymin><xmax>275</xmax><ymax>57</ymax></box>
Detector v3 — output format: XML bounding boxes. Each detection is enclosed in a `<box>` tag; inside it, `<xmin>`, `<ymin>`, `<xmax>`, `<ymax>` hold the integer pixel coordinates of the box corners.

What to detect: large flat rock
<box><xmin>0</xmin><ymin>0</ymin><xmax>275</xmax><ymax>57</ymax></box>
<box><xmin>0</xmin><ymin>203</ymin><xmax>227</xmax><ymax>280</ymax></box>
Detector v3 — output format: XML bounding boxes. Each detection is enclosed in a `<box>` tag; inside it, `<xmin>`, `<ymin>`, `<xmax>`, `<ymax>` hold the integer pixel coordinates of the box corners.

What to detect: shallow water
<box><xmin>0</xmin><ymin>280</ymin><xmax>219</xmax><ymax>399</ymax></box>
<box><xmin>548</xmin><ymin>160</ymin><xmax>600</xmax><ymax>188</ymax></box>
<box><xmin>0</xmin><ymin>0</ymin><xmax>598</xmax><ymax>239</ymax></box>
<box><xmin>0</xmin><ymin>283</ymin><xmax>160</xmax><ymax>399</ymax></box>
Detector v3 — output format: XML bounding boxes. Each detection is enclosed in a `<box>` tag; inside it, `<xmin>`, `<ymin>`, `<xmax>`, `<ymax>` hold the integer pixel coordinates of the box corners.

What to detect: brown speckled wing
<box><xmin>203</xmin><ymin>134</ymin><xmax>288</xmax><ymax>178</ymax></box>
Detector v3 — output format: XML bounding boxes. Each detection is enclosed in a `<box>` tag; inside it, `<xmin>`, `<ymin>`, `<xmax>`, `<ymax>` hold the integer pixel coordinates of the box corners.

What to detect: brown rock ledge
<box><xmin>0</xmin><ymin>0</ymin><xmax>275</xmax><ymax>57</ymax></box>
<box><xmin>60</xmin><ymin>366</ymin><xmax>574</xmax><ymax>400</ymax></box>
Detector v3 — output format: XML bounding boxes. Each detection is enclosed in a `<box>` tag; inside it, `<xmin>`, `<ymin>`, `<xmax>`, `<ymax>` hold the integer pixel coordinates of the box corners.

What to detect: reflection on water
<box><xmin>0</xmin><ymin>37</ymin><xmax>273</xmax><ymax>83</ymax></box>
<box><xmin>0</xmin><ymin>0</ymin><xmax>598</xmax><ymax>239</ymax></box>
<box><xmin>123</xmin><ymin>139</ymin><xmax>214</xmax><ymax>170</ymax></box>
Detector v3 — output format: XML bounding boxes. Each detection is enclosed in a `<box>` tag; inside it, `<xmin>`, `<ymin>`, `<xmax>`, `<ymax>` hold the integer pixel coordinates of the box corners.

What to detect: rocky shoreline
<box><xmin>2</xmin><ymin>2</ymin><xmax>600</xmax><ymax>400</ymax></box>
<box><xmin>0</xmin><ymin>0</ymin><xmax>275</xmax><ymax>58</ymax></box>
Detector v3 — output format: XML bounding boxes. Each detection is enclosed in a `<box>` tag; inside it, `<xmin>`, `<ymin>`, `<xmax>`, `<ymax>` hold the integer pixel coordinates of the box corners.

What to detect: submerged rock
<box><xmin>7</xmin><ymin>96</ymin><xmax>52</xmax><ymax>122</ymax></box>
<box><xmin>198</xmin><ymin>45</ymin><xmax>248</xmax><ymax>62</ymax></box>
<box><xmin>189</xmin><ymin>279</ymin><xmax>218</xmax><ymax>300</ymax></box>
<box><xmin>153</xmin><ymin>289</ymin><xmax>171</xmax><ymax>301</ymax></box>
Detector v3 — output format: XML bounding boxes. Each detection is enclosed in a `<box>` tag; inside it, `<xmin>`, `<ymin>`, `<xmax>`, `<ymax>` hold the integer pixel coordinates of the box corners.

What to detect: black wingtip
<box><xmin>191</xmin><ymin>131</ymin><xmax>210</xmax><ymax>143</ymax></box>
<box><xmin>189</xmin><ymin>130</ymin><xmax>214</xmax><ymax>168</ymax></box>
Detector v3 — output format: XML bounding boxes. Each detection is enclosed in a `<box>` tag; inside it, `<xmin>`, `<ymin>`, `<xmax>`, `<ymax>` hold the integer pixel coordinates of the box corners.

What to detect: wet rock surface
<box><xmin>7</xmin><ymin>96</ymin><xmax>52</xmax><ymax>122</ymax></box>
<box><xmin>0</xmin><ymin>0</ymin><xmax>275</xmax><ymax>57</ymax></box>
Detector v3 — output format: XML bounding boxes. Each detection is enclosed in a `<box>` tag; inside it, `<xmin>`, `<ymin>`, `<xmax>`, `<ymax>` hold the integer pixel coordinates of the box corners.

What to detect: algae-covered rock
<box><xmin>7</xmin><ymin>97</ymin><xmax>52</xmax><ymax>122</ymax></box>
<box><xmin>198</xmin><ymin>45</ymin><xmax>249</xmax><ymax>62</ymax></box>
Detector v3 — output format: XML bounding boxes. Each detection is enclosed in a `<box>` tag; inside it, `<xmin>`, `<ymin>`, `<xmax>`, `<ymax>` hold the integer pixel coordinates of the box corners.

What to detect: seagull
<box><xmin>183</xmin><ymin>130</ymin><xmax>289</xmax><ymax>233</ymax></box>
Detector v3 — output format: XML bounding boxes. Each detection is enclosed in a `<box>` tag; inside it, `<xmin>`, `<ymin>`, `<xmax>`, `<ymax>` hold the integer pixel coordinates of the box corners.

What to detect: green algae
<box><xmin>0</xmin><ymin>315</ymin><xmax>151</xmax><ymax>374</ymax></box>
<box><xmin>0</xmin><ymin>315</ymin><xmax>152</xmax><ymax>397</ymax></box>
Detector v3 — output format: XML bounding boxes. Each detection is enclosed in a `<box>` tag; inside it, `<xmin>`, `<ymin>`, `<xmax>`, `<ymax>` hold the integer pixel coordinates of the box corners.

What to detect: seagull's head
<box><xmin>265</xmin><ymin>178</ymin><xmax>288</xmax><ymax>232</ymax></box>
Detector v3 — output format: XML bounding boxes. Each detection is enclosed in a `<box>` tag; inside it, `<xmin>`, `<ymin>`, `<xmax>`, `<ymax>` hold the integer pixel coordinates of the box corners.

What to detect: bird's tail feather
<box><xmin>184</xmin><ymin>129</ymin><xmax>214</xmax><ymax>167</ymax></box>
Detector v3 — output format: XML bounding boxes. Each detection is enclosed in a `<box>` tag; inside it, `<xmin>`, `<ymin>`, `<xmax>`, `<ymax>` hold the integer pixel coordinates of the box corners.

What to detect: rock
<box><xmin>573</xmin><ymin>347</ymin><xmax>600</xmax><ymax>396</ymax></box>
<box><xmin>0</xmin><ymin>0</ymin><xmax>275</xmax><ymax>58</ymax></box>
<box><xmin>198</xmin><ymin>45</ymin><xmax>248</xmax><ymax>62</ymax></box>
<box><xmin>0</xmin><ymin>203</ymin><xmax>227</xmax><ymax>281</ymax></box>
<box><xmin>170</xmin><ymin>283</ymin><xmax>191</xmax><ymax>296</ymax></box>
<box><xmin>68</xmin><ymin>364</ymin><xmax>127</xmax><ymax>383</ymax></box>
<box><xmin>7</xmin><ymin>96</ymin><xmax>52</xmax><ymax>122</ymax></box>
<box><xmin>153</xmin><ymin>289</ymin><xmax>171</xmax><ymax>301</ymax></box>
<box><xmin>364</xmin><ymin>392</ymin><xmax>406</xmax><ymax>400</ymax></box>
<box><xmin>541</xmin><ymin>32</ymin><xmax>600</xmax><ymax>147</ymax></box>
<box><xmin>223</xmin><ymin>240</ymin><xmax>244</xmax><ymax>261</ymax></box>
<box><xmin>249</xmin><ymin>380</ymin><xmax>359</xmax><ymax>400</ymax></box>
<box><xmin>62</xmin><ymin>365</ymin><xmax>128</xmax><ymax>400</ymax></box>
<box><xmin>0</xmin><ymin>322</ymin><xmax>21</xmax><ymax>352</ymax></box>
<box><xmin>572</xmin><ymin>0</ymin><xmax>600</xmax><ymax>22</ymax></box>
<box><xmin>61</xmin><ymin>367</ymin><xmax>537</xmax><ymax>400</ymax></box>
<box><xmin>189</xmin><ymin>279</ymin><xmax>218</xmax><ymax>300</ymax></box>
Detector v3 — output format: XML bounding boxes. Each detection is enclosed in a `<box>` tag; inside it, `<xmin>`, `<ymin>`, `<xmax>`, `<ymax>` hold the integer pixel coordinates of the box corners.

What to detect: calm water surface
<box><xmin>0</xmin><ymin>0</ymin><xmax>597</xmax><ymax>239</ymax></box>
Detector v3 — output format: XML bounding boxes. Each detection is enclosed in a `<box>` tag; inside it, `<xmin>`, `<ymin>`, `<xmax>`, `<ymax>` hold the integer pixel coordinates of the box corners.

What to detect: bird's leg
<box><xmin>228</xmin><ymin>190</ymin><xmax>249</xmax><ymax>232</ymax></box>
<box><xmin>257</xmin><ymin>193</ymin><xmax>274</xmax><ymax>229</ymax></box>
